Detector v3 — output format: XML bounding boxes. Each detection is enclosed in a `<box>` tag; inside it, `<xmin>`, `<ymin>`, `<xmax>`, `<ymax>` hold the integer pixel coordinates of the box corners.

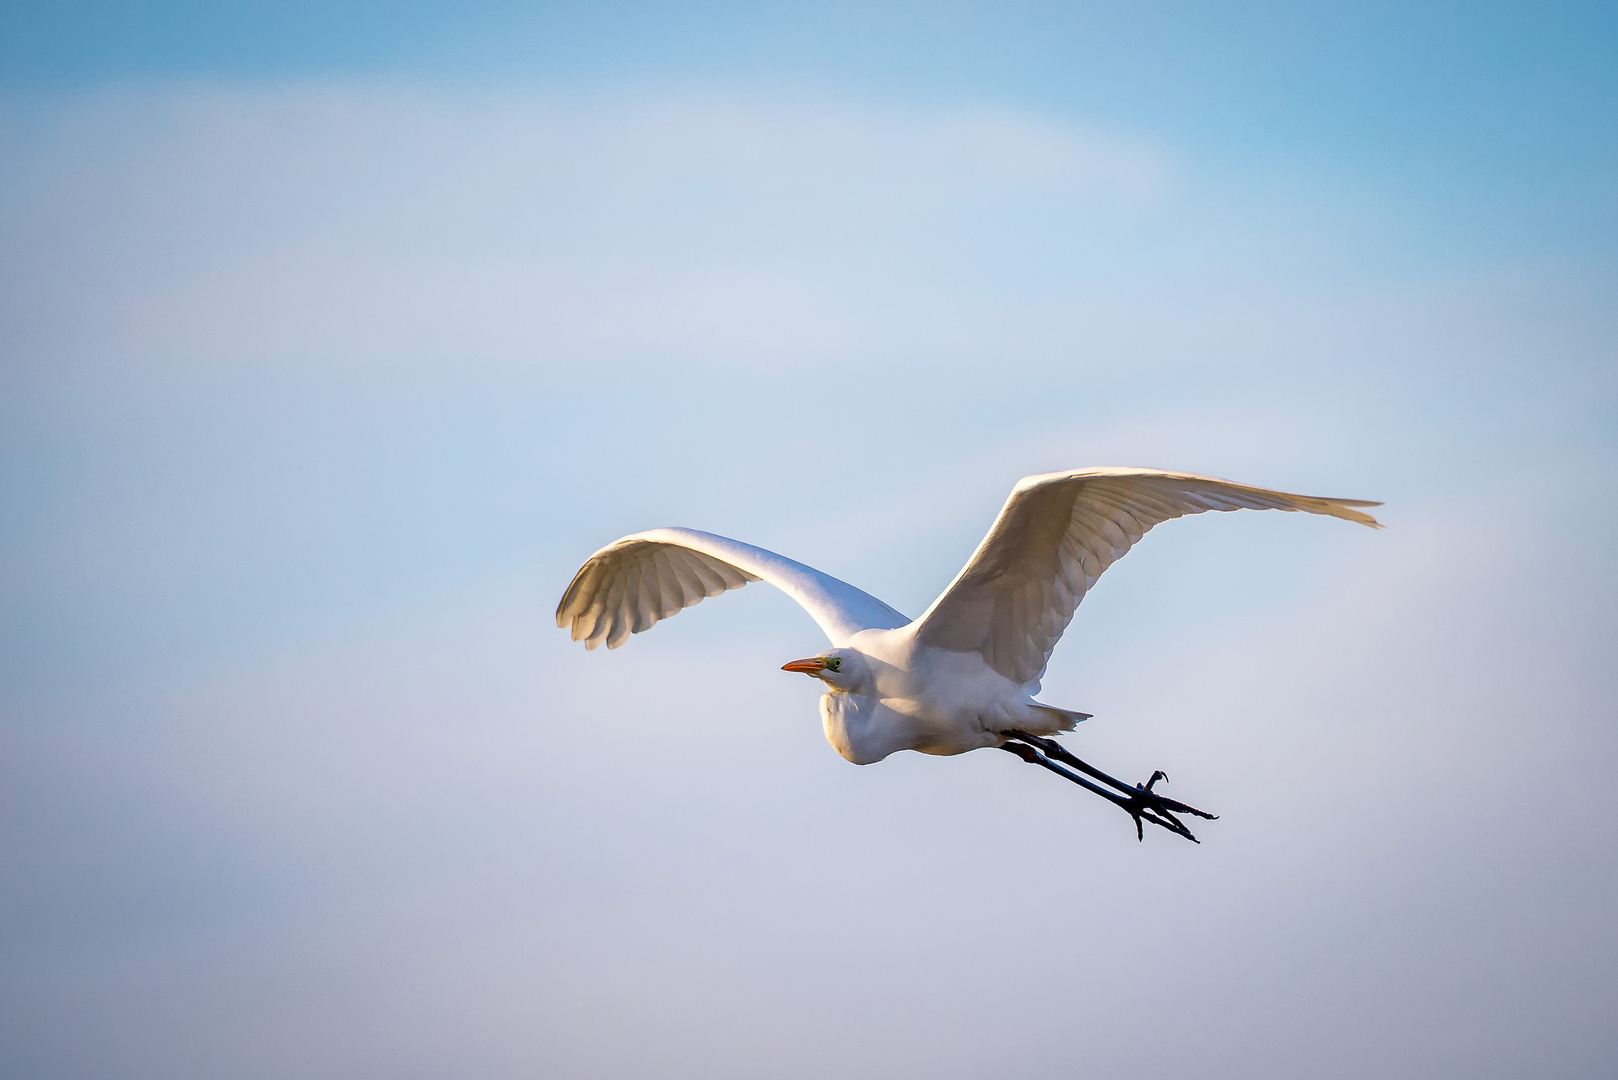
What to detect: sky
<box><xmin>1</xmin><ymin>3</ymin><xmax>1615</xmax><ymax>1078</ymax></box>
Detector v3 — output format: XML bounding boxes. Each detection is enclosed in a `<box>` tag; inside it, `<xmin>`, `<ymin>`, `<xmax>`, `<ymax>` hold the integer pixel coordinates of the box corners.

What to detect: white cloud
<box><xmin>0</xmin><ymin>86</ymin><xmax>1172</xmax><ymax>376</ymax></box>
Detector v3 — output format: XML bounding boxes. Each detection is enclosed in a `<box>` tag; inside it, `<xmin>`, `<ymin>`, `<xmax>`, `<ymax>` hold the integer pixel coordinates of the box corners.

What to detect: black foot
<box><xmin>998</xmin><ymin>733</ymin><xmax>1217</xmax><ymax>843</ymax></box>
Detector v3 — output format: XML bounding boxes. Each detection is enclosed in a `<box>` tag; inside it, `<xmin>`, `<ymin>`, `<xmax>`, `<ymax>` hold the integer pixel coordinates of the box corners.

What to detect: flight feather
<box><xmin>556</xmin><ymin>527</ymin><xmax>908</xmax><ymax>650</ymax></box>
<box><xmin>911</xmin><ymin>467</ymin><xmax>1382</xmax><ymax>685</ymax></box>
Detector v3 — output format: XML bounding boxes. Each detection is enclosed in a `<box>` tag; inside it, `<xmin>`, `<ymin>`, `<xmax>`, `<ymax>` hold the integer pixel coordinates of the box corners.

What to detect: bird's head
<box><xmin>780</xmin><ymin>648</ymin><xmax>865</xmax><ymax>692</ymax></box>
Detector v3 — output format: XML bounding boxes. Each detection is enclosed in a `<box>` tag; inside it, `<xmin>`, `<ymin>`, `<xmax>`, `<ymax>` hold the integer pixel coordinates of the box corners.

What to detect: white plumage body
<box><xmin>820</xmin><ymin>627</ymin><xmax>1077</xmax><ymax>763</ymax></box>
<box><xmin>556</xmin><ymin>467</ymin><xmax>1380</xmax><ymax>769</ymax></box>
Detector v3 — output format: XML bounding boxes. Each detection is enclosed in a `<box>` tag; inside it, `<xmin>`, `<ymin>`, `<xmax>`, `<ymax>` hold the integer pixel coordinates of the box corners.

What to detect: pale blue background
<box><xmin>2</xmin><ymin>4</ymin><xmax>1615</xmax><ymax>1078</ymax></box>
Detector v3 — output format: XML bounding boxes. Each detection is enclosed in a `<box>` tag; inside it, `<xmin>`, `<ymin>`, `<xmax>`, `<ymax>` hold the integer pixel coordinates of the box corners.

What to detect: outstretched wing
<box><xmin>911</xmin><ymin>467</ymin><xmax>1382</xmax><ymax>686</ymax></box>
<box><xmin>556</xmin><ymin>527</ymin><xmax>909</xmax><ymax>650</ymax></box>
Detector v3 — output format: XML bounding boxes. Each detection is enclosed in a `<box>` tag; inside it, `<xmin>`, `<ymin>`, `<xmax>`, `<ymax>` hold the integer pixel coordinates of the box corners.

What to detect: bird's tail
<box><xmin>1026</xmin><ymin>703</ymin><xmax>1092</xmax><ymax>734</ymax></box>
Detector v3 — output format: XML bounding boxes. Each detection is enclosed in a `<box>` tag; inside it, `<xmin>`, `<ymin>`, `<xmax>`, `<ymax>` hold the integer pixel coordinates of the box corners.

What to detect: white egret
<box><xmin>556</xmin><ymin>467</ymin><xmax>1381</xmax><ymax>841</ymax></box>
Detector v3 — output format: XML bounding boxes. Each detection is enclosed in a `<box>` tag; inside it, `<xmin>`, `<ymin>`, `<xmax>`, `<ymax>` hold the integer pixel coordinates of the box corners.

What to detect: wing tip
<box><xmin>1318</xmin><ymin>500</ymin><xmax>1383</xmax><ymax>529</ymax></box>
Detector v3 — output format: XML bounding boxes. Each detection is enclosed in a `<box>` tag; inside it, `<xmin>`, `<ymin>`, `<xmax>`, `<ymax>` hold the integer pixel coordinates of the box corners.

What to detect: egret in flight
<box><xmin>557</xmin><ymin>467</ymin><xmax>1380</xmax><ymax>842</ymax></box>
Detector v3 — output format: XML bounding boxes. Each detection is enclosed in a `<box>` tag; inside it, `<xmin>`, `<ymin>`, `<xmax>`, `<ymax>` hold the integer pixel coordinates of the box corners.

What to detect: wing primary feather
<box><xmin>913</xmin><ymin>468</ymin><xmax>1381</xmax><ymax>684</ymax></box>
<box><xmin>649</xmin><ymin>548</ymin><xmax>689</xmax><ymax>617</ymax></box>
<box><xmin>663</xmin><ymin>549</ymin><xmax>705</xmax><ymax>604</ymax></box>
<box><xmin>596</xmin><ymin>565</ymin><xmax>629</xmax><ymax>649</ymax></box>
<box><xmin>556</xmin><ymin>528</ymin><xmax>906</xmax><ymax>649</ymax></box>
<box><xmin>687</xmin><ymin>555</ymin><xmax>730</xmax><ymax>596</ymax></box>
<box><xmin>629</xmin><ymin>557</ymin><xmax>657</xmax><ymax>634</ymax></box>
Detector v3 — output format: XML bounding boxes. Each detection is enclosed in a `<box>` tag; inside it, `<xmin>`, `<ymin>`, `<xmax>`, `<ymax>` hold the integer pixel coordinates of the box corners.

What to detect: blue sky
<box><xmin>6</xmin><ymin>2</ymin><xmax>1615</xmax><ymax>178</ymax></box>
<box><xmin>2</xmin><ymin>4</ymin><xmax>1615</xmax><ymax>1079</ymax></box>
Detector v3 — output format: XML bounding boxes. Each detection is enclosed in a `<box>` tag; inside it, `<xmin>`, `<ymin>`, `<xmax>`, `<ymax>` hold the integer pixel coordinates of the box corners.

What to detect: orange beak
<box><xmin>781</xmin><ymin>657</ymin><xmax>830</xmax><ymax>675</ymax></box>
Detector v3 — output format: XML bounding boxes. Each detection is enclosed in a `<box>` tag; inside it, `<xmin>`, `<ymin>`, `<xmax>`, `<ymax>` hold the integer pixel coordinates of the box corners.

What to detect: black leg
<box><xmin>1009</xmin><ymin>732</ymin><xmax>1218</xmax><ymax>821</ymax></box>
<box><xmin>998</xmin><ymin>732</ymin><xmax>1217</xmax><ymax>843</ymax></box>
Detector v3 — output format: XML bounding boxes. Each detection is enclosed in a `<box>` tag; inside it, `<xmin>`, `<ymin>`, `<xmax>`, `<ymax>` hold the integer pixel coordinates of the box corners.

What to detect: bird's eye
<box><xmin>825</xmin><ymin>657</ymin><xmax>842</xmax><ymax>672</ymax></box>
